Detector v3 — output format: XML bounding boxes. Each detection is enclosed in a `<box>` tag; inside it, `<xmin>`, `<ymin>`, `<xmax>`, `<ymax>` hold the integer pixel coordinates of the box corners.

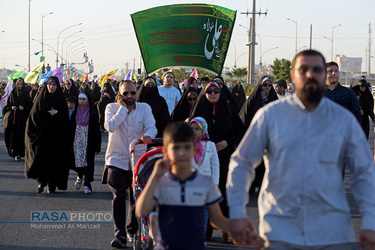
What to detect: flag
<box><xmin>133</xmin><ymin>73</ymin><xmax>138</xmax><ymax>83</ymax></box>
<box><xmin>74</xmin><ymin>74</ymin><xmax>78</xmax><ymax>81</ymax></box>
<box><xmin>0</xmin><ymin>77</ymin><xmax>13</xmax><ymax>107</ymax></box>
<box><xmin>25</xmin><ymin>61</ymin><xmax>44</xmax><ymax>84</ymax></box>
<box><xmin>7</xmin><ymin>70</ymin><xmax>24</xmax><ymax>81</ymax></box>
<box><xmin>52</xmin><ymin>66</ymin><xmax>63</xmax><ymax>83</ymax></box>
<box><xmin>125</xmin><ymin>70</ymin><xmax>133</xmax><ymax>81</ymax></box>
<box><xmin>131</xmin><ymin>4</ymin><xmax>236</xmax><ymax>75</ymax></box>
<box><xmin>100</xmin><ymin>69</ymin><xmax>118</xmax><ymax>86</ymax></box>
<box><xmin>99</xmin><ymin>74</ymin><xmax>106</xmax><ymax>87</ymax></box>
<box><xmin>80</xmin><ymin>75</ymin><xmax>86</xmax><ymax>82</ymax></box>
<box><xmin>39</xmin><ymin>70</ymin><xmax>53</xmax><ymax>81</ymax></box>
<box><xmin>85</xmin><ymin>74</ymin><xmax>88</xmax><ymax>83</ymax></box>
<box><xmin>190</xmin><ymin>69</ymin><xmax>199</xmax><ymax>79</ymax></box>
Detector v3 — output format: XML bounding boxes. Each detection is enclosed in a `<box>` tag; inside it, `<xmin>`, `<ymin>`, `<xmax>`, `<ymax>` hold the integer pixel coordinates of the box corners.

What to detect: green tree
<box><xmin>271</xmin><ymin>58</ymin><xmax>292</xmax><ymax>83</ymax></box>
<box><xmin>231</xmin><ymin>67</ymin><xmax>247</xmax><ymax>81</ymax></box>
<box><xmin>153</xmin><ymin>68</ymin><xmax>216</xmax><ymax>83</ymax></box>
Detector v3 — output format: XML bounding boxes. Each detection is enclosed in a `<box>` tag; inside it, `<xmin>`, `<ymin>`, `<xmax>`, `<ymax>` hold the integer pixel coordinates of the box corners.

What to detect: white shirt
<box><xmin>158</xmin><ymin>85</ymin><xmax>181</xmax><ymax>115</ymax></box>
<box><xmin>191</xmin><ymin>141</ymin><xmax>220</xmax><ymax>184</ymax></box>
<box><xmin>227</xmin><ymin>95</ymin><xmax>375</xmax><ymax>246</ymax></box>
<box><xmin>104</xmin><ymin>102</ymin><xmax>157</xmax><ymax>171</ymax></box>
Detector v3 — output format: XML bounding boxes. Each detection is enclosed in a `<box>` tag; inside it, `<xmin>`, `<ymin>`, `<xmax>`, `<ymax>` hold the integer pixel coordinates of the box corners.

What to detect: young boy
<box><xmin>136</xmin><ymin>122</ymin><xmax>261</xmax><ymax>249</ymax></box>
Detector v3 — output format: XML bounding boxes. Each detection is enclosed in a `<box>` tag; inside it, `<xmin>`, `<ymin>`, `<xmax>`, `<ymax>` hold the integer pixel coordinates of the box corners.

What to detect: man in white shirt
<box><xmin>102</xmin><ymin>80</ymin><xmax>157</xmax><ymax>248</ymax></box>
<box><xmin>158</xmin><ymin>72</ymin><xmax>181</xmax><ymax>115</ymax></box>
<box><xmin>227</xmin><ymin>50</ymin><xmax>375</xmax><ymax>249</ymax></box>
<box><xmin>275</xmin><ymin>78</ymin><xmax>287</xmax><ymax>99</ymax></box>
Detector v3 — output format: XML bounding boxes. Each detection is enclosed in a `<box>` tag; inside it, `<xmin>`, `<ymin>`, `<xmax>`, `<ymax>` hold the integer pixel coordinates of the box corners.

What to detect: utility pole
<box><xmin>241</xmin><ymin>0</ymin><xmax>267</xmax><ymax>85</ymax></box>
<box><xmin>309</xmin><ymin>25</ymin><xmax>313</xmax><ymax>49</ymax></box>
<box><xmin>369</xmin><ymin>23</ymin><xmax>372</xmax><ymax>75</ymax></box>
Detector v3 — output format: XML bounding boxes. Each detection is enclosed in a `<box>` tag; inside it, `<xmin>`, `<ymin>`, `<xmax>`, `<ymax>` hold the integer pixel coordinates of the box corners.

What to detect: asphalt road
<box><xmin>0</xmin><ymin>121</ymin><xmax>373</xmax><ymax>250</ymax></box>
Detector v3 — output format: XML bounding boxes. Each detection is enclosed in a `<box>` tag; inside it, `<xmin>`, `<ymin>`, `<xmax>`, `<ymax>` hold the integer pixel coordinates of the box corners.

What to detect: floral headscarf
<box><xmin>190</xmin><ymin>117</ymin><xmax>209</xmax><ymax>165</ymax></box>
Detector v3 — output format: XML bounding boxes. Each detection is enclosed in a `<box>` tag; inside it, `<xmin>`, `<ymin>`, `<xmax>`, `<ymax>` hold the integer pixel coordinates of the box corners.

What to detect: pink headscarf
<box><xmin>190</xmin><ymin>117</ymin><xmax>209</xmax><ymax>166</ymax></box>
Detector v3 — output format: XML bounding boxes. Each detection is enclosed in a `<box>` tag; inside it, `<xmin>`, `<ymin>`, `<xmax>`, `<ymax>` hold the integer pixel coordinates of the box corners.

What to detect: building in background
<box><xmin>334</xmin><ymin>55</ymin><xmax>362</xmax><ymax>73</ymax></box>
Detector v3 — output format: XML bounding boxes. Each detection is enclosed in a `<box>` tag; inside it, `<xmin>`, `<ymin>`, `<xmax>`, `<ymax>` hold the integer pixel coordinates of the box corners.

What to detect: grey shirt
<box><xmin>227</xmin><ymin>94</ymin><xmax>375</xmax><ymax>246</ymax></box>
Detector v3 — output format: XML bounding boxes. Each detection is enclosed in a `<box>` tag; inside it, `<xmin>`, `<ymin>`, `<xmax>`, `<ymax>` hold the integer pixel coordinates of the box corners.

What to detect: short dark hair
<box><xmin>326</xmin><ymin>61</ymin><xmax>339</xmax><ymax>69</ymax></box>
<box><xmin>201</xmin><ymin>77</ymin><xmax>209</xmax><ymax>82</ymax></box>
<box><xmin>275</xmin><ymin>79</ymin><xmax>287</xmax><ymax>88</ymax></box>
<box><xmin>66</xmin><ymin>96</ymin><xmax>77</xmax><ymax>104</ymax></box>
<box><xmin>291</xmin><ymin>50</ymin><xmax>326</xmax><ymax>70</ymax></box>
<box><xmin>163</xmin><ymin>122</ymin><xmax>195</xmax><ymax>147</ymax></box>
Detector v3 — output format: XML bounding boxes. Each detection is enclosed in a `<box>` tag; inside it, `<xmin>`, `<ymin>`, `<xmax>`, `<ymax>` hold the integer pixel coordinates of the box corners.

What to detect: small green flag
<box><xmin>7</xmin><ymin>70</ymin><xmax>24</xmax><ymax>81</ymax></box>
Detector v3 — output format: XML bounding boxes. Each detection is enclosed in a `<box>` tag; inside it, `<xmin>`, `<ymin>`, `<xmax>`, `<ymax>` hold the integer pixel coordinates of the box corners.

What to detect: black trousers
<box><xmin>107</xmin><ymin>166</ymin><xmax>138</xmax><ymax>238</ymax></box>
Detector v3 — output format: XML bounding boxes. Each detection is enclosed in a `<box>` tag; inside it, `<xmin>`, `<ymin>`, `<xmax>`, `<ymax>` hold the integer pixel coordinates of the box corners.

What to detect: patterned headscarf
<box><xmin>190</xmin><ymin>117</ymin><xmax>209</xmax><ymax>165</ymax></box>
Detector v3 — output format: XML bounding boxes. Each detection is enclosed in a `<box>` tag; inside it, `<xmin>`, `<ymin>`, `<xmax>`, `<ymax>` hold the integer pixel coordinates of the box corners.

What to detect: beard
<box><xmin>299</xmin><ymin>78</ymin><xmax>324</xmax><ymax>105</ymax></box>
<box><xmin>124</xmin><ymin>98</ymin><xmax>135</xmax><ymax>107</ymax></box>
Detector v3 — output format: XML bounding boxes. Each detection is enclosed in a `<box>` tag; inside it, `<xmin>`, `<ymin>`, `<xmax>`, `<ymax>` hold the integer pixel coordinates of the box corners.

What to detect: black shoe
<box><xmin>37</xmin><ymin>185</ymin><xmax>44</xmax><ymax>193</ymax></box>
<box><xmin>111</xmin><ymin>236</ymin><xmax>127</xmax><ymax>248</ymax></box>
<box><xmin>206</xmin><ymin>224</ymin><xmax>213</xmax><ymax>241</ymax></box>
<box><xmin>47</xmin><ymin>186</ymin><xmax>56</xmax><ymax>193</ymax></box>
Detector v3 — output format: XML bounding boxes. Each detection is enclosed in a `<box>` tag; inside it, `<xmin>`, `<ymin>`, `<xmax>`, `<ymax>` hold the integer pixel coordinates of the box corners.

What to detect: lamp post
<box><xmin>65</xmin><ymin>37</ymin><xmax>83</xmax><ymax>66</ymax></box>
<box><xmin>42</xmin><ymin>12</ymin><xmax>53</xmax><ymax>59</ymax></box>
<box><xmin>297</xmin><ymin>45</ymin><xmax>307</xmax><ymax>52</ymax></box>
<box><xmin>68</xmin><ymin>43</ymin><xmax>84</xmax><ymax>63</ymax></box>
<box><xmin>28</xmin><ymin>0</ymin><xmax>31</xmax><ymax>72</ymax></box>
<box><xmin>0</xmin><ymin>30</ymin><xmax>4</xmax><ymax>34</ymax></box>
<box><xmin>15</xmin><ymin>64</ymin><xmax>28</xmax><ymax>71</ymax></box>
<box><xmin>61</xmin><ymin>30</ymin><xmax>82</xmax><ymax>66</ymax></box>
<box><xmin>32</xmin><ymin>38</ymin><xmax>59</xmax><ymax>60</ymax></box>
<box><xmin>70</xmin><ymin>46</ymin><xmax>85</xmax><ymax>63</ymax></box>
<box><xmin>331</xmin><ymin>24</ymin><xmax>341</xmax><ymax>61</ymax></box>
<box><xmin>287</xmin><ymin>18</ymin><xmax>297</xmax><ymax>56</ymax></box>
<box><xmin>231</xmin><ymin>40</ymin><xmax>237</xmax><ymax>68</ymax></box>
<box><xmin>56</xmin><ymin>23</ymin><xmax>82</xmax><ymax>68</ymax></box>
<box><xmin>259</xmin><ymin>47</ymin><xmax>279</xmax><ymax>76</ymax></box>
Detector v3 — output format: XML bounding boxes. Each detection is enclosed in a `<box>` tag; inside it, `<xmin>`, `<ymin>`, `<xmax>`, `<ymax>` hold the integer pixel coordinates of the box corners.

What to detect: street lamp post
<box><xmin>42</xmin><ymin>12</ymin><xmax>53</xmax><ymax>60</ymax></box>
<box><xmin>56</xmin><ymin>23</ymin><xmax>82</xmax><ymax>68</ymax></box>
<box><xmin>231</xmin><ymin>40</ymin><xmax>237</xmax><ymax>68</ymax></box>
<box><xmin>15</xmin><ymin>64</ymin><xmax>28</xmax><ymax>71</ymax></box>
<box><xmin>65</xmin><ymin>37</ymin><xmax>83</xmax><ymax>66</ymax></box>
<box><xmin>70</xmin><ymin>46</ymin><xmax>85</xmax><ymax>63</ymax></box>
<box><xmin>68</xmin><ymin>43</ymin><xmax>84</xmax><ymax>64</ymax></box>
<box><xmin>259</xmin><ymin>47</ymin><xmax>279</xmax><ymax>75</ymax></box>
<box><xmin>28</xmin><ymin>0</ymin><xmax>31</xmax><ymax>72</ymax></box>
<box><xmin>61</xmin><ymin>30</ymin><xmax>82</xmax><ymax>66</ymax></box>
<box><xmin>331</xmin><ymin>24</ymin><xmax>341</xmax><ymax>61</ymax></box>
<box><xmin>287</xmin><ymin>18</ymin><xmax>297</xmax><ymax>56</ymax></box>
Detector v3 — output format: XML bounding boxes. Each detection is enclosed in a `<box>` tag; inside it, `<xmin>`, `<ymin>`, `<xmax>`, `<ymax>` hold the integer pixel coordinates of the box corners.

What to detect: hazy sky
<box><xmin>1</xmin><ymin>0</ymin><xmax>375</xmax><ymax>76</ymax></box>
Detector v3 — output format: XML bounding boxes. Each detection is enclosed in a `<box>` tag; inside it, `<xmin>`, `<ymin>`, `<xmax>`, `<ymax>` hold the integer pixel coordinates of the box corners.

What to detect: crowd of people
<box><xmin>1</xmin><ymin>49</ymin><xmax>375</xmax><ymax>249</ymax></box>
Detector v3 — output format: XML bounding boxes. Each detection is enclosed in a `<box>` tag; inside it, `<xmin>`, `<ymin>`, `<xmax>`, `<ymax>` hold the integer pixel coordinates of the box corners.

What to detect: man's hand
<box><xmin>141</xmin><ymin>136</ymin><xmax>152</xmax><ymax>144</ymax></box>
<box><xmin>116</xmin><ymin>94</ymin><xmax>126</xmax><ymax>107</ymax></box>
<box><xmin>216</xmin><ymin>140</ymin><xmax>228</xmax><ymax>152</ymax></box>
<box><xmin>360</xmin><ymin>230</ymin><xmax>375</xmax><ymax>250</ymax></box>
<box><xmin>19</xmin><ymin>105</ymin><xmax>24</xmax><ymax>111</ymax></box>
<box><xmin>11</xmin><ymin>106</ymin><xmax>17</xmax><ymax>111</ymax></box>
<box><xmin>152</xmin><ymin>157</ymin><xmax>171</xmax><ymax>179</ymax></box>
<box><xmin>230</xmin><ymin>218</ymin><xmax>264</xmax><ymax>249</ymax></box>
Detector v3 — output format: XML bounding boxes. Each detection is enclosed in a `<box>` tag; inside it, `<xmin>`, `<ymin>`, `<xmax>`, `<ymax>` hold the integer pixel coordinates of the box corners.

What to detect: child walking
<box><xmin>189</xmin><ymin>117</ymin><xmax>220</xmax><ymax>234</ymax></box>
<box><xmin>136</xmin><ymin>122</ymin><xmax>231</xmax><ymax>250</ymax></box>
<box><xmin>70</xmin><ymin>91</ymin><xmax>101</xmax><ymax>194</ymax></box>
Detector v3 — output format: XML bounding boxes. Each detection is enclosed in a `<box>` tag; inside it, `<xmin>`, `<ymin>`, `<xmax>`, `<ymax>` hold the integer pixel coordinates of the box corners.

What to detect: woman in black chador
<box><xmin>3</xmin><ymin>78</ymin><xmax>31</xmax><ymax>161</ymax></box>
<box><xmin>239</xmin><ymin>76</ymin><xmax>278</xmax><ymax>194</ymax></box>
<box><xmin>171</xmin><ymin>86</ymin><xmax>199</xmax><ymax>122</ymax></box>
<box><xmin>189</xmin><ymin>80</ymin><xmax>245</xmax><ymax>242</ymax></box>
<box><xmin>352</xmin><ymin>79</ymin><xmax>375</xmax><ymax>139</ymax></box>
<box><xmin>25</xmin><ymin>76</ymin><xmax>70</xmax><ymax>193</ymax></box>
<box><xmin>97</xmin><ymin>82</ymin><xmax>115</xmax><ymax>132</ymax></box>
<box><xmin>231</xmin><ymin>81</ymin><xmax>247</xmax><ymax>110</ymax></box>
<box><xmin>90</xmin><ymin>81</ymin><xmax>101</xmax><ymax>106</ymax></box>
<box><xmin>136</xmin><ymin>76</ymin><xmax>170</xmax><ymax>138</ymax></box>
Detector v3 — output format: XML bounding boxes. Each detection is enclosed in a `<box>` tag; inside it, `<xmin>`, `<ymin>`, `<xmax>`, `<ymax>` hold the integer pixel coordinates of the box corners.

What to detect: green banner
<box><xmin>131</xmin><ymin>4</ymin><xmax>236</xmax><ymax>75</ymax></box>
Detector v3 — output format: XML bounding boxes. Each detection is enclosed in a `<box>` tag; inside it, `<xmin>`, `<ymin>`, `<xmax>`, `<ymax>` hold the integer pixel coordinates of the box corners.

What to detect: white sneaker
<box><xmin>75</xmin><ymin>177</ymin><xmax>82</xmax><ymax>190</ymax></box>
<box><xmin>84</xmin><ymin>186</ymin><xmax>92</xmax><ymax>194</ymax></box>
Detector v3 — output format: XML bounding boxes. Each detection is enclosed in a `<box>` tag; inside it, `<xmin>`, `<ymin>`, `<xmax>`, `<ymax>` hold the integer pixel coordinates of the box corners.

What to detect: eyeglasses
<box><xmin>187</xmin><ymin>97</ymin><xmax>197</xmax><ymax>101</ymax></box>
<box><xmin>297</xmin><ymin>65</ymin><xmax>324</xmax><ymax>74</ymax></box>
<box><xmin>206</xmin><ymin>89</ymin><xmax>220</xmax><ymax>94</ymax></box>
<box><xmin>123</xmin><ymin>91</ymin><xmax>136</xmax><ymax>96</ymax></box>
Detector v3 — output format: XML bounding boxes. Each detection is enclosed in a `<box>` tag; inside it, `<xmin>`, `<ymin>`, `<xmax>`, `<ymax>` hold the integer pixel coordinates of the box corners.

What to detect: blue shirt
<box><xmin>154</xmin><ymin>171</ymin><xmax>222</xmax><ymax>250</ymax></box>
<box><xmin>325</xmin><ymin>83</ymin><xmax>361</xmax><ymax>122</ymax></box>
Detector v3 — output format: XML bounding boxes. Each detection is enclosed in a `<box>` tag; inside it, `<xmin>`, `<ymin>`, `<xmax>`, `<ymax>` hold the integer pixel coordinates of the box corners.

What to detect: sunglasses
<box><xmin>187</xmin><ymin>97</ymin><xmax>196</xmax><ymax>101</ymax></box>
<box><xmin>206</xmin><ymin>89</ymin><xmax>220</xmax><ymax>94</ymax></box>
<box><xmin>123</xmin><ymin>91</ymin><xmax>136</xmax><ymax>96</ymax></box>
<box><xmin>297</xmin><ymin>65</ymin><xmax>324</xmax><ymax>74</ymax></box>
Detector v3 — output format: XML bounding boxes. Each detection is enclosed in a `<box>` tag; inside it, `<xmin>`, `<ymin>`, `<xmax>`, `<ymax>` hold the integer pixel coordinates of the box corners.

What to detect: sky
<box><xmin>1</xmin><ymin>0</ymin><xmax>375</xmax><ymax>76</ymax></box>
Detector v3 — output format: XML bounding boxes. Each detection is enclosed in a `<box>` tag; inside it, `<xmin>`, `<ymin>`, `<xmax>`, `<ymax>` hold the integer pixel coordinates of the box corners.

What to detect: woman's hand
<box><xmin>216</xmin><ymin>140</ymin><xmax>228</xmax><ymax>152</ymax></box>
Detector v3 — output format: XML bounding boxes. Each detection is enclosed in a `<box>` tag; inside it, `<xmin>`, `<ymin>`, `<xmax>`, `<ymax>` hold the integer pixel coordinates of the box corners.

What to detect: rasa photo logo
<box><xmin>30</xmin><ymin>211</ymin><xmax>112</xmax><ymax>230</ymax></box>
